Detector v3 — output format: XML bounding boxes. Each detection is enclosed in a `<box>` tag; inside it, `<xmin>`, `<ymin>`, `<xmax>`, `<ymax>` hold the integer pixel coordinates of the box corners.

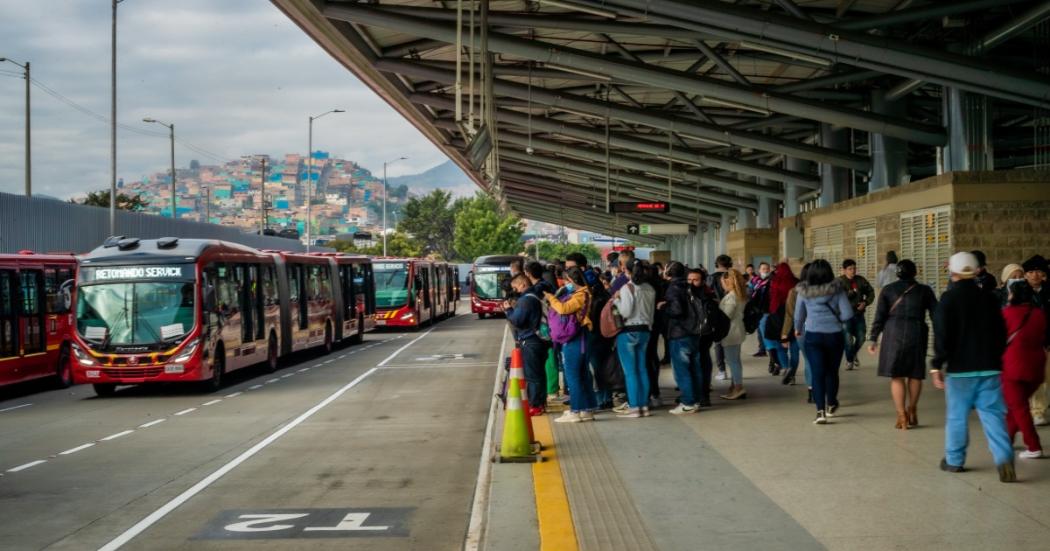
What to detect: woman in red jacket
<box><xmin>1002</xmin><ymin>281</ymin><xmax>1048</xmax><ymax>459</ymax></box>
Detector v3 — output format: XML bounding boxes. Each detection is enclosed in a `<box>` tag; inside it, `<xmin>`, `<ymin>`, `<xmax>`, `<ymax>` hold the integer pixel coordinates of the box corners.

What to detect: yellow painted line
<box><xmin>532</xmin><ymin>415</ymin><xmax>578</xmax><ymax>551</ymax></box>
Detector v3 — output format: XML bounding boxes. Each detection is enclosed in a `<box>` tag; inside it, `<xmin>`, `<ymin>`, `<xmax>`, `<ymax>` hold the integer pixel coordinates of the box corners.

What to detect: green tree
<box><xmin>533</xmin><ymin>241</ymin><xmax>602</xmax><ymax>265</ymax></box>
<box><xmin>398</xmin><ymin>189</ymin><xmax>458</xmax><ymax>259</ymax></box>
<box><xmin>453</xmin><ymin>192</ymin><xmax>525</xmax><ymax>261</ymax></box>
<box><xmin>330</xmin><ymin>231</ymin><xmax>423</xmax><ymax>258</ymax></box>
<box><xmin>72</xmin><ymin>189</ymin><xmax>149</xmax><ymax>211</ymax></box>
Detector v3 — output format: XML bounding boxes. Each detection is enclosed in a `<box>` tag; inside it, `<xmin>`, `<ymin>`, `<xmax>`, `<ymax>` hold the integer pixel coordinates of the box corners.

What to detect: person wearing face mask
<box><xmin>1021</xmin><ymin>255</ymin><xmax>1050</xmax><ymax>426</ymax></box>
<box><xmin>997</xmin><ymin>263</ymin><xmax>1025</xmax><ymax>308</ymax></box>
<box><xmin>838</xmin><ymin>259</ymin><xmax>875</xmax><ymax>371</ymax></box>
<box><xmin>750</xmin><ymin>262</ymin><xmax>773</xmax><ymax>362</ymax></box>
<box><xmin>545</xmin><ymin>267</ymin><xmax>596</xmax><ymax>423</ymax></box>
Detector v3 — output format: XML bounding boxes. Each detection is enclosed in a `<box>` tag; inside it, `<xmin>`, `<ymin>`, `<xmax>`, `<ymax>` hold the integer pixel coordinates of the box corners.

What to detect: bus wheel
<box><xmin>205</xmin><ymin>349</ymin><xmax>224</xmax><ymax>392</ymax></box>
<box><xmin>478</xmin><ymin>313</ymin><xmax>487</xmax><ymax>320</ymax></box>
<box><xmin>54</xmin><ymin>344</ymin><xmax>73</xmax><ymax>389</ymax></box>
<box><xmin>350</xmin><ymin>313</ymin><xmax>364</xmax><ymax>345</ymax></box>
<box><xmin>265</xmin><ymin>334</ymin><xmax>279</xmax><ymax>373</ymax></box>
<box><xmin>324</xmin><ymin>323</ymin><xmax>334</xmax><ymax>354</ymax></box>
<box><xmin>93</xmin><ymin>383</ymin><xmax>116</xmax><ymax>397</ymax></box>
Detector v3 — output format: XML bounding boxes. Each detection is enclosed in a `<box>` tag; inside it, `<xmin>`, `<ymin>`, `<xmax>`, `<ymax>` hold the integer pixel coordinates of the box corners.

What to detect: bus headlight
<box><xmin>400</xmin><ymin>312</ymin><xmax>415</xmax><ymax>321</ymax></box>
<box><xmin>71</xmin><ymin>344</ymin><xmax>96</xmax><ymax>366</ymax></box>
<box><xmin>172</xmin><ymin>340</ymin><xmax>200</xmax><ymax>364</ymax></box>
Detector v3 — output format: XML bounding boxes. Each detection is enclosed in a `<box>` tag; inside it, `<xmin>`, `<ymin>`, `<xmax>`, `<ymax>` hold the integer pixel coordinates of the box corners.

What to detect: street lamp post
<box><xmin>382</xmin><ymin>156</ymin><xmax>407</xmax><ymax>256</ymax></box>
<box><xmin>111</xmin><ymin>0</ymin><xmax>125</xmax><ymax>235</ymax></box>
<box><xmin>0</xmin><ymin>58</ymin><xmax>30</xmax><ymax>197</ymax></box>
<box><xmin>306</xmin><ymin>109</ymin><xmax>344</xmax><ymax>252</ymax></box>
<box><xmin>143</xmin><ymin>118</ymin><xmax>175</xmax><ymax>219</ymax></box>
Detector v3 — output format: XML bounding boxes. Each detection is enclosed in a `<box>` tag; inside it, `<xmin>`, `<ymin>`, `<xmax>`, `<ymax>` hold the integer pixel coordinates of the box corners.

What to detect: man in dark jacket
<box><xmin>663</xmin><ymin>262</ymin><xmax>702</xmax><ymax>414</ymax></box>
<box><xmin>838</xmin><ymin>259</ymin><xmax>876</xmax><ymax>370</ymax></box>
<box><xmin>504</xmin><ymin>273</ymin><xmax>547</xmax><ymax>415</ymax></box>
<box><xmin>971</xmin><ymin>250</ymin><xmax>998</xmax><ymax>292</ymax></box>
<box><xmin>1021</xmin><ymin>254</ymin><xmax>1050</xmax><ymax>425</ymax></box>
<box><xmin>931</xmin><ymin>252</ymin><xmax>1014</xmax><ymax>482</ymax></box>
<box><xmin>688</xmin><ymin>268</ymin><xmax>717</xmax><ymax>407</ymax></box>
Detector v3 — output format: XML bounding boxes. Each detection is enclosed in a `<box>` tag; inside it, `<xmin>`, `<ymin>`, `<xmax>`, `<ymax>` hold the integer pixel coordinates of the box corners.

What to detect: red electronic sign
<box><xmin>610</xmin><ymin>201</ymin><xmax>670</xmax><ymax>214</ymax></box>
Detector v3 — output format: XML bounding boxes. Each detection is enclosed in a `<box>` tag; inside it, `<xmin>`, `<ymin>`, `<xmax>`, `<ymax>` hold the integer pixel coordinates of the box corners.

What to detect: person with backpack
<box><xmin>545</xmin><ymin>267</ymin><xmax>596</xmax><ymax>423</ymax></box>
<box><xmin>503</xmin><ymin>274</ymin><xmax>548</xmax><ymax>416</ymax></box>
<box><xmin>688</xmin><ymin>268</ymin><xmax>726</xmax><ymax>407</ymax></box>
<box><xmin>867</xmin><ymin>260</ymin><xmax>938</xmax><ymax>430</ymax></box>
<box><xmin>750</xmin><ymin>262</ymin><xmax>773</xmax><ymax>361</ymax></box>
<box><xmin>782</xmin><ymin>264</ymin><xmax>812</xmax><ymax>399</ymax></box>
<box><xmin>708</xmin><ymin>255</ymin><xmax>732</xmax><ymax>381</ymax></box>
<box><xmin>566</xmin><ymin>253</ymin><xmax>616</xmax><ymax>410</ymax></box>
<box><xmin>765</xmin><ymin>262</ymin><xmax>799</xmax><ymax>385</ymax></box>
<box><xmin>838</xmin><ymin>259</ymin><xmax>875</xmax><ymax>370</ymax></box>
<box><xmin>611</xmin><ymin>262</ymin><xmax>657</xmax><ymax>418</ymax></box>
<box><xmin>719</xmin><ymin>269</ymin><xmax>750</xmax><ymax>400</ymax></box>
<box><xmin>795</xmin><ymin>259</ymin><xmax>854</xmax><ymax>425</ymax></box>
<box><xmin>1001</xmin><ymin>281</ymin><xmax>1048</xmax><ymax>459</ymax></box>
<box><xmin>646</xmin><ymin>262</ymin><xmax>667</xmax><ymax>406</ymax></box>
<box><xmin>663</xmin><ymin>262</ymin><xmax>705</xmax><ymax>414</ymax></box>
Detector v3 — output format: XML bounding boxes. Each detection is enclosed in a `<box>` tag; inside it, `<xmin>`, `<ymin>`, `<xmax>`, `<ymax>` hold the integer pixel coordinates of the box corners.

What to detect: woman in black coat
<box><xmin>868</xmin><ymin>260</ymin><xmax>938</xmax><ymax>430</ymax></box>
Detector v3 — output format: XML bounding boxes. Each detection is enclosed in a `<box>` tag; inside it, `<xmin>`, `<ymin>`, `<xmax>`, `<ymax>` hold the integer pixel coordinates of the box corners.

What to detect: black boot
<box><xmin>806</xmin><ymin>388</ymin><xmax>814</xmax><ymax>404</ymax></box>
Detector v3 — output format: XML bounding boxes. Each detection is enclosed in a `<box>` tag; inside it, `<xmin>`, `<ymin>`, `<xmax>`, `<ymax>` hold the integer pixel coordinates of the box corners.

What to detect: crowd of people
<box><xmin>501</xmin><ymin>248</ymin><xmax>1050</xmax><ymax>483</ymax></box>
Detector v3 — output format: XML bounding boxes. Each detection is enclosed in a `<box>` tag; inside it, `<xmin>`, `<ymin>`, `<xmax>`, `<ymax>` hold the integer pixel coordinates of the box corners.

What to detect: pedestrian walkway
<box><xmin>481</xmin><ymin>348</ymin><xmax>1050</xmax><ymax>551</ymax></box>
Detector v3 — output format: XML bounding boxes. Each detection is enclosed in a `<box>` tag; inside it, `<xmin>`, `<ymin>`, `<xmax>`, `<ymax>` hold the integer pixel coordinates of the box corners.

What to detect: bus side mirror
<box><xmin>60</xmin><ymin>279</ymin><xmax>74</xmax><ymax>312</ymax></box>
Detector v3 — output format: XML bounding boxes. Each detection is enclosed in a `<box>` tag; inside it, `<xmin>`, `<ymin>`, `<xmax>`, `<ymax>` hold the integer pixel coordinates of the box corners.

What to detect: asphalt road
<box><xmin>0</xmin><ymin>307</ymin><xmax>506</xmax><ymax>551</ymax></box>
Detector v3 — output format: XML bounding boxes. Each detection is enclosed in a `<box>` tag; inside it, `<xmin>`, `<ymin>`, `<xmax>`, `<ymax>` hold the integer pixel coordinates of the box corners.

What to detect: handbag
<box><xmin>600</xmin><ymin>284</ymin><xmax>631</xmax><ymax>338</ymax></box>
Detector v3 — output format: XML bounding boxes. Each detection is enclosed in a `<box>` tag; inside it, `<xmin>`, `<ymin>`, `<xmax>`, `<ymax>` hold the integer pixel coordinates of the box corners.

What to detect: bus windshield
<box><xmin>77</xmin><ymin>282</ymin><xmax>195</xmax><ymax>350</ymax></box>
<box><xmin>374</xmin><ymin>262</ymin><xmax>409</xmax><ymax>308</ymax></box>
<box><xmin>473</xmin><ymin>267</ymin><xmax>510</xmax><ymax>300</ymax></box>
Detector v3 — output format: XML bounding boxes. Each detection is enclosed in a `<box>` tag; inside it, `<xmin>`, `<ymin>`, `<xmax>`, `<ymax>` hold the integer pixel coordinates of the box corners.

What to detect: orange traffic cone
<box><xmin>496</xmin><ymin>368</ymin><xmax>541</xmax><ymax>463</ymax></box>
<box><xmin>508</xmin><ymin>349</ymin><xmax>537</xmax><ymax>444</ymax></box>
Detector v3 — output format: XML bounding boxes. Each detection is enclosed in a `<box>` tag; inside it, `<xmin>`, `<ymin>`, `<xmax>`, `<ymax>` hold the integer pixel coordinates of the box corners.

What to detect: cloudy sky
<box><xmin>0</xmin><ymin>0</ymin><xmax>452</xmax><ymax>199</ymax></box>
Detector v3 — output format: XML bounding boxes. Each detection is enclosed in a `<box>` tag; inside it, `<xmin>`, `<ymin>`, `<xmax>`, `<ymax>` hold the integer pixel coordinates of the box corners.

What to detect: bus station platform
<box><xmin>480</xmin><ymin>331</ymin><xmax>1050</xmax><ymax>551</ymax></box>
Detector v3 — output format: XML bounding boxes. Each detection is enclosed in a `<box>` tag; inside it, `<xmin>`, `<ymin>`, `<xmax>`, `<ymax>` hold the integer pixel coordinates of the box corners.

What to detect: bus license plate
<box><xmin>375</xmin><ymin>320</ymin><xmax>387</xmax><ymax>326</ymax></box>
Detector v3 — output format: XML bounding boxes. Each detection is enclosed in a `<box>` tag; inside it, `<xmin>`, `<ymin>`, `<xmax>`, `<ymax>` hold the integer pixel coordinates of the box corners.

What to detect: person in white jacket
<box><xmin>719</xmin><ymin>269</ymin><xmax>750</xmax><ymax>400</ymax></box>
<box><xmin>613</xmin><ymin>262</ymin><xmax>657</xmax><ymax>418</ymax></box>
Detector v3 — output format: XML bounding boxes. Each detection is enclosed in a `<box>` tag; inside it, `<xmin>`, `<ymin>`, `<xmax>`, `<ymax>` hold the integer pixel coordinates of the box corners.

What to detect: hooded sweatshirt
<box><xmin>793</xmin><ymin>280</ymin><xmax>853</xmax><ymax>335</ymax></box>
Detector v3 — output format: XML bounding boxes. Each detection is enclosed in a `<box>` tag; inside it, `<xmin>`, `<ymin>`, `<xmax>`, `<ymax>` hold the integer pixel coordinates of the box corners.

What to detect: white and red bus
<box><xmin>0</xmin><ymin>251</ymin><xmax>77</xmax><ymax>389</ymax></box>
<box><xmin>71</xmin><ymin>237</ymin><xmax>375</xmax><ymax>396</ymax></box>
<box><xmin>373</xmin><ymin>258</ymin><xmax>449</xmax><ymax>328</ymax></box>
<box><xmin>308</xmin><ymin>253</ymin><xmax>377</xmax><ymax>343</ymax></box>
<box><xmin>470</xmin><ymin>255</ymin><xmax>521</xmax><ymax>319</ymax></box>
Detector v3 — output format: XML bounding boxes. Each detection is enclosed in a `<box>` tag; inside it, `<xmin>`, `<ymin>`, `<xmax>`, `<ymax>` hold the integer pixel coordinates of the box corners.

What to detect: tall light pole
<box><xmin>110</xmin><ymin>0</ymin><xmax>125</xmax><ymax>235</ymax></box>
<box><xmin>143</xmin><ymin>118</ymin><xmax>175</xmax><ymax>219</ymax></box>
<box><xmin>382</xmin><ymin>156</ymin><xmax>407</xmax><ymax>256</ymax></box>
<box><xmin>0</xmin><ymin>58</ymin><xmax>30</xmax><ymax>197</ymax></box>
<box><xmin>306</xmin><ymin>109</ymin><xmax>344</xmax><ymax>252</ymax></box>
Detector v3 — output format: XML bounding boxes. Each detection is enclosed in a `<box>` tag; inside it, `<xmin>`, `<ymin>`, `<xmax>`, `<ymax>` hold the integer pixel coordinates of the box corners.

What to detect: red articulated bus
<box><xmin>0</xmin><ymin>251</ymin><xmax>77</xmax><ymax>389</ymax></box>
<box><xmin>71</xmin><ymin>237</ymin><xmax>376</xmax><ymax>396</ymax></box>
<box><xmin>373</xmin><ymin>258</ymin><xmax>452</xmax><ymax>328</ymax></box>
<box><xmin>307</xmin><ymin>253</ymin><xmax>377</xmax><ymax>344</ymax></box>
<box><xmin>470</xmin><ymin>255</ymin><xmax>521</xmax><ymax>319</ymax></box>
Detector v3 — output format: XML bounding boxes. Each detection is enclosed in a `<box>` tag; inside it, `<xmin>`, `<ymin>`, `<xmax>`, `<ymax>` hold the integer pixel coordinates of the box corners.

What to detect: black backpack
<box><xmin>743</xmin><ymin>298</ymin><xmax>764</xmax><ymax>334</ymax></box>
<box><xmin>702</xmin><ymin>297</ymin><xmax>731</xmax><ymax>342</ymax></box>
<box><xmin>588</xmin><ymin>283</ymin><xmax>611</xmax><ymax>332</ymax></box>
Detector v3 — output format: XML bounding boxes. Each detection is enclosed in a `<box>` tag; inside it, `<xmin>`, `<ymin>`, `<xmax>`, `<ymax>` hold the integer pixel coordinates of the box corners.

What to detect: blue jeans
<box><xmin>799</xmin><ymin>335</ymin><xmax>812</xmax><ymax>387</ymax></box>
<box><xmin>842</xmin><ymin>315</ymin><xmax>866</xmax><ymax>363</ymax></box>
<box><xmin>803</xmin><ymin>331</ymin><xmax>844</xmax><ymax>411</ymax></box>
<box><xmin>756</xmin><ymin>314</ymin><xmax>768</xmax><ymax>353</ymax></box>
<box><xmin>519</xmin><ymin>337</ymin><xmax>549</xmax><ymax>409</ymax></box>
<box><xmin>616</xmin><ymin>331</ymin><xmax>651</xmax><ymax>409</ymax></box>
<box><xmin>561</xmin><ymin>333</ymin><xmax>596</xmax><ymax>413</ymax></box>
<box><xmin>771</xmin><ymin>339</ymin><xmax>800</xmax><ymax>374</ymax></box>
<box><xmin>945</xmin><ymin>375</ymin><xmax>1014</xmax><ymax>467</ymax></box>
<box><xmin>670</xmin><ymin>337</ymin><xmax>703</xmax><ymax>406</ymax></box>
<box><xmin>723</xmin><ymin>344</ymin><xmax>743</xmax><ymax>385</ymax></box>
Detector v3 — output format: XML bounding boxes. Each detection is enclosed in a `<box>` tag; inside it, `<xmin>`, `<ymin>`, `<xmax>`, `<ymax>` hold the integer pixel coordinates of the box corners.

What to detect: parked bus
<box><xmin>470</xmin><ymin>255</ymin><xmax>521</xmax><ymax>319</ymax></box>
<box><xmin>308</xmin><ymin>253</ymin><xmax>377</xmax><ymax>343</ymax></box>
<box><xmin>436</xmin><ymin>263</ymin><xmax>458</xmax><ymax>318</ymax></box>
<box><xmin>0</xmin><ymin>251</ymin><xmax>77</xmax><ymax>389</ymax></box>
<box><xmin>373</xmin><ymin>258</ymin><xmax>441</xmax><ymax>328</ymax></box>
<box><xmin>71</xmin><ymin>237</ymin><xmax>375</xmax><ymax>396</ymax></box>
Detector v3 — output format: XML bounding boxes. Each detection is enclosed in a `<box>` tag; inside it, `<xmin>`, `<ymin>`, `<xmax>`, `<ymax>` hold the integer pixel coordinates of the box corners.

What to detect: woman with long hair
<box><xmin>868</xmin><ymin>260</ymin><xmax>938</xmax><ymax>429</ymax></box>
<box><xmin>545</xmin><ymin>267</ymin><xmax>596</xmax><ymax>423</ymax></box>
<box><xmin>765</xmin><ymin>262</ymin><xmax>800</xmax><ymax>384</ymax></box>
<box><xmin>794</xmin><ymin>259</ymin><xmax>854</xmax><ymax>424</ymax></box>
<box><xmin>782</xmin><ymin>263</ymin><xmax>812</xmax><ymax>398</ymax></box>
<box><xmin>719</xmin><ymin>269</ymin><xmax>749</xmax><ymax>400</ymax></box>
<box><xmin>613</xmin><ymin>262</ymin><xmax>657</xmax><ymax>418</ymax></box>
<box><xmin>1001</xmin><ymin>281</ymin><xmax>1048</xmax><ymax>458</ymax></box>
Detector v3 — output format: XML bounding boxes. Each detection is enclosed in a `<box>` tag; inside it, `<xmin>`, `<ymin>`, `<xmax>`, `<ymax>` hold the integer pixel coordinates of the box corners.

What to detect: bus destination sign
<box><xmin>81</xmin><ymin>265</ymin><xmax>193</xmax><ymax>282</ymax></box>
<box><xmin>609</xmin><ymin>201</ymin><xmax>670</xmax><ymax>214</ymax></box>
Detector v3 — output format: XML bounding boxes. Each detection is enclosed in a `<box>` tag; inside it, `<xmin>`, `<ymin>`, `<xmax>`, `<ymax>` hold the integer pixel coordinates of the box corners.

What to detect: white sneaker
<box><xmin>669</xmin><ymin>404</ymin><xmax>698</xmax><ymax>415</ymax></box>
<box><xmin>641</xmin><ymin>407</ymin><xmax>652</xmax><ymax>417</ymax></box>
<box><xmin>1034</xmin><ymin>414</ymin><xmax>1049</xmax><ymax>426</ymax></box>
<box><xmin>579</xmin><ymin>411</ymin><xmax>595</xmax><ymax>422</ymax></box>
<box><xmin>1019</xmin><ymin>449</ymin><xmax>1044</xmax><ymax>459</ymax></box>
<box><xmin>555</xmin><ymin>411</ymin><xmax>582</xmax><ymax>424</ymax></box>
<box><xmin>616</xmin><ymin>408</ymin><xmax>641</xmax><ymax>418</ymax></box>
<box><xmin>715</xmin><ymin>371</ymin><xmax>727</xmax><ymax>381</ymax></box>
<box><xmin>612</xmin><ymin>402</ymin><xmax>630</xmax><ymax>413</ymax></box>
<box><xmin>649</xmin><ymin>396</ymin><xmax>663</xmax><ymax>408</ymax></box>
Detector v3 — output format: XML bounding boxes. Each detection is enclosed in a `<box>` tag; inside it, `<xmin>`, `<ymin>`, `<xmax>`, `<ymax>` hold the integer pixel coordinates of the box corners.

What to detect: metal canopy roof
<box><xmin>273</xmin><ymin>0</ymin><xmax>1050</xmax><ymax>240</ymax></box>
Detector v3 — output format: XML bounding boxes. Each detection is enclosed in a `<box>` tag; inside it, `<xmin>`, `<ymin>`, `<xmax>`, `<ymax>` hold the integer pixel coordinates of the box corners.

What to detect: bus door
<box><xmin>213</xmin><ymin>264</ymin><xmax>241</xmax><ymax>363</ymax></box>
<box><xmin>0</xmin><ymin>270</ymin><xmax>18</xmax><ymax>381</ymax></box>
<box><xmin>418</xmin><ymin>265</ymin><xmax>432</xmax><ymax>323</ymax></box>
<box><xmin>42</xmin><ymin>266</ymin><xmax>73</xmax><ymax>378</ymax></box>
<box><xmin>339</xmin><ymin>264</ymin><xmax>356</xmax><ymax>335</ymax></box>
<box><xmin>19</xmin><ymin>270</ymin><xmax>46</xmax><ymax>366</ymax></box>
<box><xmin>287</xmin><ymin>264</ymin><xmax>307</xmax><ymax>350</ymax></box>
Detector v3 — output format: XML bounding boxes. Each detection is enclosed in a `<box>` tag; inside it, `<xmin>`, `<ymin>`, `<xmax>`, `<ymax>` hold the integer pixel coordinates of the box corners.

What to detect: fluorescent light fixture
<box><xmin>740</xmin><ymin>41</ymin><xmax>833</xmax><ymax>67</ymax></box>
<box><xmin>699</xmin><ymin>96</ymin><xmax>772</xmax><ymax>115</ymax></box>
<box><xmin>539</xmin><ymin>0</ymin><xmax>618</xmax><ymax>19</ymax></box>
<box><xmin>543</xmin><ymin>63</ymin><xmax>612</xmax><ymax>82</ymax></box>
<box><xmin>680</xmin><ymin>133</ymin><xmax>732</xmax><ymax>147</ymax></box>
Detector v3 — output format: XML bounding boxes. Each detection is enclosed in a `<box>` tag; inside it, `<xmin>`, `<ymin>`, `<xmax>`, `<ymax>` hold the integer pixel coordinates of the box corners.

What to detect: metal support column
<box><xmin>870</xmin><ymin>90</ymin><xmax>909</xmax><ymax>191</ymax></box>
<box><xmin>719</xmin><ymin>212</ymin><xmax>730</xmax><ymax>256</ymax></box>
<box><xmin>819</xmin><ymin>124</ymin><xmax>850</xmax><ymax>207</ymax></box>
<box><xmin>756</xmin><ymin>178</ymin><xmax>777</xmax><ymax>229</ymax></box>
<box><xmin>736</xmin><ymin>207</ymin><xmax>755</xmax><ymax>230</ymax></box>
<box><xmin>941</xmin><ymin>88</ymin><xmax>994</xmax><ymax>173</ymax></box>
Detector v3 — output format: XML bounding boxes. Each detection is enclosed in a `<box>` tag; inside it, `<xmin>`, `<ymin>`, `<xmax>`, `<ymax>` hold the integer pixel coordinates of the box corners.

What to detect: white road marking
<box><xmin>8</xmin><ymin>460</ymin><xmax>46</xmax><ymax>472</ymax></box>
<box><xmin>174</xmin><ymin>408</ymin><xmax>197</xmax><ymax>416</ymax></box>
<box><xmin>59</xmin><ymin>443</ymin><xmax>96</xmax><ymax>456</ymax></box>
<box><xmin>224</xmin><ymin>392</ymin><xmax>243</xmax><ymax>398</ymax></box>
<box><xmin>298</xmin><ymin>367</ymin><xmax>310</xmax><ymax>373</ymax></box>
<box><xmin>138</xmin><ymin>419</ymin><xmax>166</xmax><ymax>429</ymax></box>
<box><xmin>338</xmin><ymin>354</ymin><xmax>346</xmax><ymax>359</ymax></box>
<box><xmin>266</xmin><ymin>378</ymin><xmax>279</xmax><ymax>384</ymax></box>
<box><xmin>0</xmin><ymin>403</ymin><xmax>32</xmax><ymax>413</ymax></box>
<box><xmin>248</xmin><ymin>384</ymin><xmax>263</xmax><ymax>390</ymax></box>
<box><xmin>312</xmin><ymin>363</ymin><xmax>324</xmax><ymax>368</ymax></box>
<box><xmin>281</xmin><ymin>373</ymin><xmax>293</xmax><ymax>378</ymax></box>
<box><xmin>377</xmin><ymin>327</ymin><xmax>435</xmax><ymax>367</ymax></box>
<box><xmin>323</xmin><ymin>359</ymin><xmax>334</xmax><ymax>364</ymax></box>
<box><xmin>99</xmin><ymin>367</ymin><xmax>380</xmax><ymax>551</ymax></box>
<box><xmin>202</xmin><ymin>399</ymin><xmax>222</xmax><ymax>406</ymax></box>
<box><xmin>464</xmin><ymin>325</ymin><xmax>508</xmax><ymax>551</ymax></box>
<box><xmin>101</xmin><ymin>430</ymin><xmax>135</xmax><ymax>442</ymax></box>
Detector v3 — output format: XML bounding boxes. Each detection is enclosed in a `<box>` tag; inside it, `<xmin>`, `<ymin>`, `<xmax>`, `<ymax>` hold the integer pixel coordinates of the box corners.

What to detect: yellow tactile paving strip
<box><xmin>532</xmin><ymin>414</ymin><xmax>579</xmax><ymax>551</ymax></box>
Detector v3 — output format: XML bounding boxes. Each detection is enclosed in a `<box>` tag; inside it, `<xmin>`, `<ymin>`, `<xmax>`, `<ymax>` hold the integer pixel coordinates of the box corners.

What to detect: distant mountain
<box><xmin>386</xmin><ymin>160</ymin><xmax>477</xmax><ymax>198</ymax></box>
